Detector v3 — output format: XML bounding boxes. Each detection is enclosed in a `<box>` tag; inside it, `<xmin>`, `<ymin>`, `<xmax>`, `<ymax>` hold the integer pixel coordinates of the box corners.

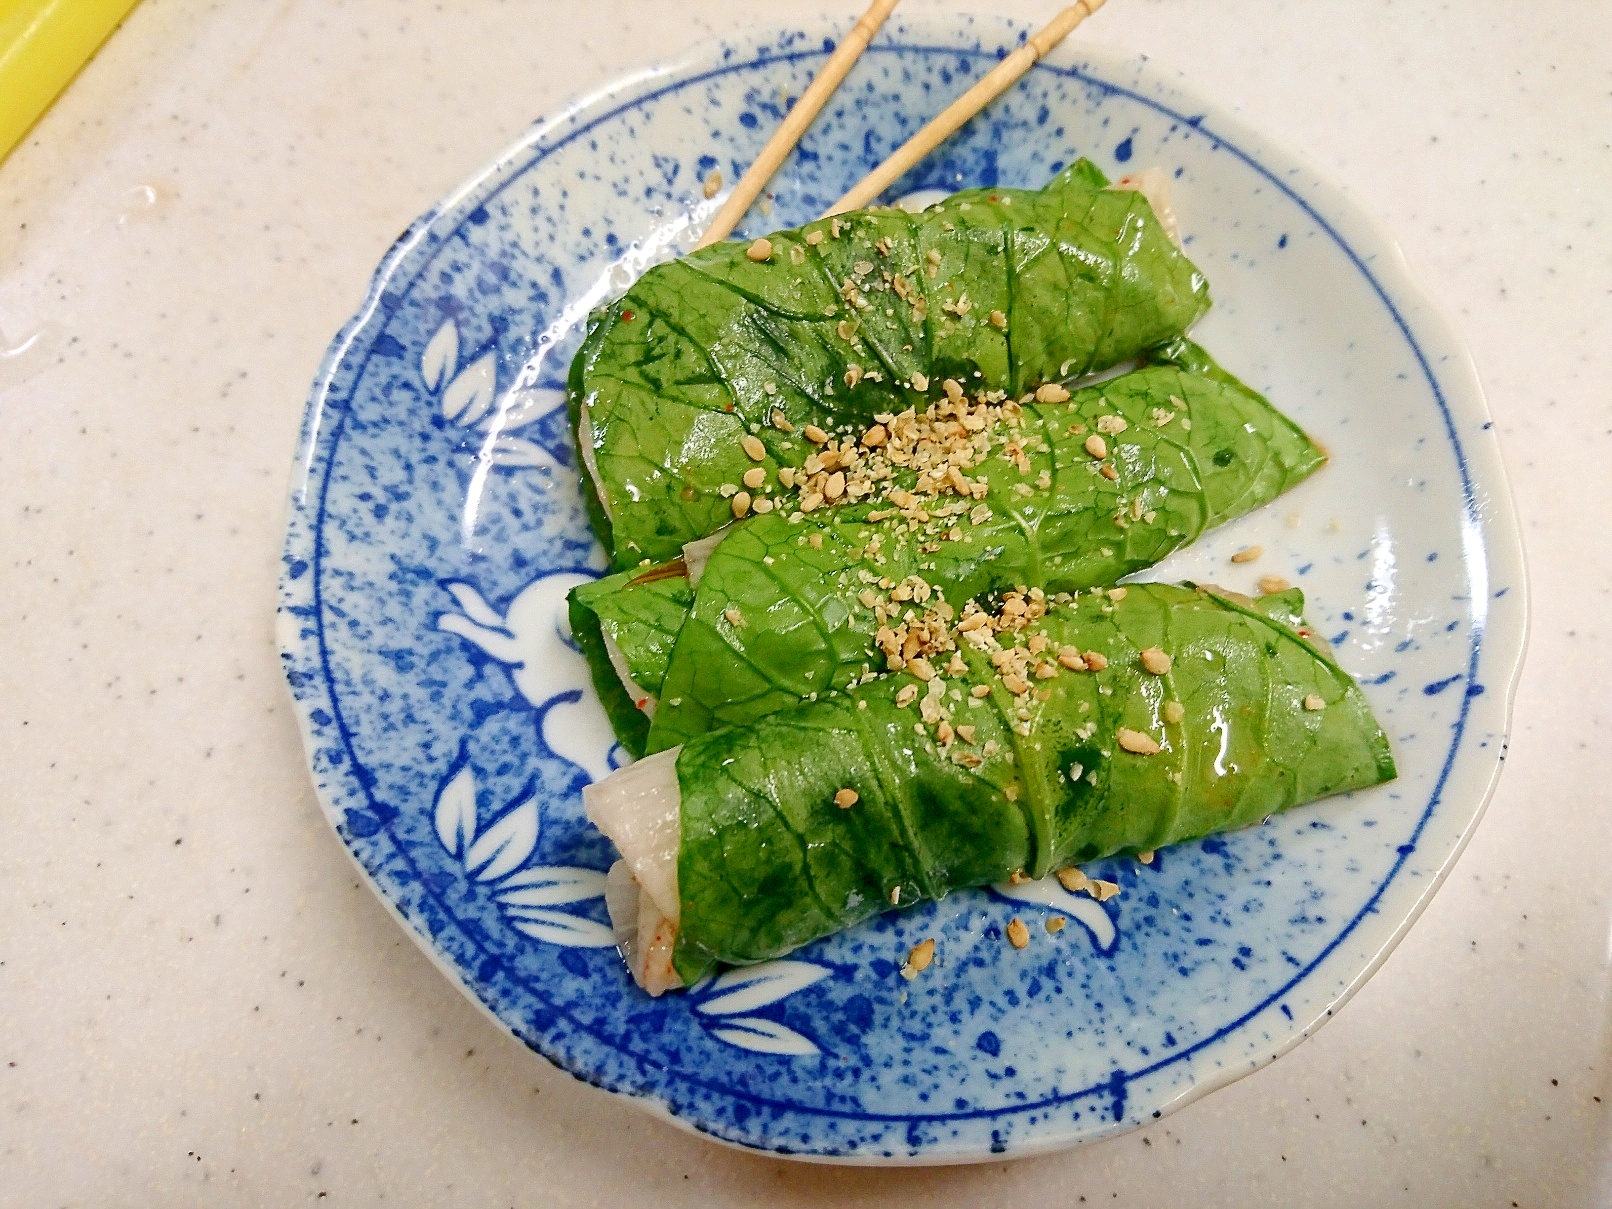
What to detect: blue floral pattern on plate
<box><xmin>277</xmin><ymin>15</ymin><xmax>1526</xmax><ymax>1162</ymax></box>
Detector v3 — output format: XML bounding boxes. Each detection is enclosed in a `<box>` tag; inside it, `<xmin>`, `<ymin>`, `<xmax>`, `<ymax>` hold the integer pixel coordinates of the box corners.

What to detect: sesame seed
<box><xmin>800</xmin><ymin>491</ymin><xmax>825</xmax><ymax>512</ymax></box>
<box><xmin>1084</xmin><ymin>434</ymin><xmax>1108</xmax><ymax>459</ymax></box>
<box><xmin>909</xmin><ymin>657</ymin><xmax>936</xmax><ymax>682</ymax></box>
<box><xmin>970</xmin><ymin>684</ymin><xmax>992</xmax><ymax>699</ymax></box>
<box><xmin>742</xmin><ymin>467</ymin><xmax>765</xmax><ymax>489</ymax></box>
<box><xmin>1304</xmin><ymin>694</ymin><xmax>1327</xmax><ymax>711</ymax></box>
<box><xmin>1035</xmin><ymin>383</ymin><xmax>1071</xmax><ymax>404</ymax></box>
<box><xmin>740</xmin><ymin>434</ymin><xmax>766</xmax><ymax>461</ymax></box>
<box><xmin>1099</xmin><ymin>464</ymin><xmax>1118</xmax><ymax>481</ymax></box>
<box><xmin>802</xmin><ymin>424</ymin><xmax>829</xmax><ymax>445</ymax></box>
<box><xmin>1258</xmin><ymin>575</ymin><xmax>1292</xmax><ymax>595</ymax></box>
<box><xmin>1006</xmin><ymin>918</ymin><xmax>1030</xmax><ymax>949</ymax></box>
<box><xmin>724</xmin><ymin>607</ymin><xmax>744</xmax><ymax>626</ymax></box>
<box><xmin>1117</xmin><ymin>727</ymin><xmax>1161</xmax><ymax>755</ymax></box>
<box><xmin>702</xmin><ymin>169</ymin><xmax>722</xmax><ymax>198</ymax></box>
<box><xmin>1057</xmin><ymin>648</ymin><xmax>1087</xmax><ymax>671</ymax></box>
<box><xmin>746</xmin><ymin>237</ymin><xmax>773</xmax><ymax>262</ymax></box>
<box><xmin>731</xmin><ymin>491</ymin><xmax>751</xmax><ymax>518</ymax></box>
<box><xmin>834</xmin><ymin>788</ymin><xmax>859</xmax><ymax>809</ymax></box>
<box><xmin>1107</xmin><ymin>587</ymin><xmax>1128</xmax><ymax>601</ymax></box>
<box><xmin>1084</xmin><ymin>651</ymin><xmax>1109</xmax><ymax>671</ymax></box>
<box><xmin>752</xmin><ymin>497</ymin><xmax>774</xmax><ymax>513</ymax></box>
<box><xmin>1046</xmin><ymin>916</ymin><xmax>1067</xmax><ymax>934</ymax></box>
<box><xmin>770</xmin><ymin>409</ymin><xmax>794</xmax><ymax>433</ymax></box>
<box><xmin>1002</xmin><ymin>673</ymin><xmax>1031</xmax><ymax>696</ymax></box>
<box><xmin>1140</xmin><ymin>648</ymin><xmax>1172</xmax><ymax>675</ymax></box>
<box><xmin>935</xmin><ymin>720</ymin><xmax>954</xmax><ymax>744</ymax></box>
<box><xmin>824</xmin><ymin>471</ymin><xmax>846</xmax><ymax>501</ymax></box>
<box><xmin>902</xmin><ymin>938</ymin><xmax>935</xmax><ymax>977</ymax></box>
<box><xmin>1095</xmin><ymin>414</ymin><xmax>1128</xmax><ymax>435</ymax></box>
<box><xmin>1034</xmin><ymin>662</ymin><xmax>1058</xmax><ymax>680</ymax></box>
<box><xmin>805</xmin><ymin>229</ymin><xmax>825</xmax><ymax>246</ymax></box>
<box><xmin>808</xmin><ymin>532</ymin><xmax>822</xmax><ymax>548</ymax></box>
<box><xmin>895</xmin><ymin>684</ymin><xmax>920</xmax><ymax>708</ymax></box>
<box><xmin>1230</xmin><ymin>545</ymin><xmax>1263</xmax><ymax>564</ymax></box>
<box><xmin>1138</xmin><ymin>850</ymin><xmax>1154</xmax><ymax>865</ymax></box>
<box><xmin>1163</xmin><ymin>701</ymin><xmax>1185</xmax><ymax>724</ymax></box>
<box><xmin>988</xmin><ymin>309</ymin><xmax>1007</xmax><ymax>329</ymax></box>
<box><xmin>911</xmin><ymin>372</ymin><xmax>929</xmax><ymax>392</ymax></box>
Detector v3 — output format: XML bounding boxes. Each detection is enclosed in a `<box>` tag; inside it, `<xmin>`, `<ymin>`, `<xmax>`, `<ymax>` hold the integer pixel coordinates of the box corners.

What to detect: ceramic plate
<box><xmin>277</xmin><ymin>14</ymin><xmax>1526</xmax><ymax>1163</ymax></box>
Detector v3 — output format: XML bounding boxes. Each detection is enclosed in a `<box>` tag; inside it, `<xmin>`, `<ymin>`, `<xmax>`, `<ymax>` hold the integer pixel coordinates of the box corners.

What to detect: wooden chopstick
<box><xmin>823</xmin><ymin>0</ymin><xmax>1108</xmax><ymax>216</ymax></box>
<box><xmin>694</xmin><ymin>0</ymin><xmax>902</xmax><ymax>249</ymax></box>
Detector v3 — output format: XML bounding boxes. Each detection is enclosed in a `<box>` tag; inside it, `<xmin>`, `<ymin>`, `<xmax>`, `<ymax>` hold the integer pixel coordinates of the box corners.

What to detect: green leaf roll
<box><xmin>570</xmin><ymin>161</ymin><xmax>1211</xmax><ymax>568</ymax></box>
<box><xmin>662</xmin><ymin>583</ymin><xmax>1396</xmax><ymax>984</ymax></box>
<box><xmin>646</xmin><ymin>342</ymin><xmax>1325</xmax><ymax>752</ymax></box>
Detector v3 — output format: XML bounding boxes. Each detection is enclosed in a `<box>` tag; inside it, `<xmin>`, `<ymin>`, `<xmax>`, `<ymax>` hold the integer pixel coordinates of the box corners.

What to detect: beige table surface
<box><xmin>1</xmin><ymin>1</ymin><xmax>1608</xmax><ymax>1204</ymax></box>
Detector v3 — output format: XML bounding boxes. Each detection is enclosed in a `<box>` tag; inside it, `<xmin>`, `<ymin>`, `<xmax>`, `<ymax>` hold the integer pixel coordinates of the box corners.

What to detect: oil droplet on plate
<box><xmin>115</xmin><ymin>184</ymin><xmax>163</xmax><ymax>228</ymax></box>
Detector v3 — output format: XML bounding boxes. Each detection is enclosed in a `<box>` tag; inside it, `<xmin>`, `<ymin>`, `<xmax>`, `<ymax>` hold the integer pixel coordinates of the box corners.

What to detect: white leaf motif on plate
<box><xmin>442</xmin><ymin>352</ymin><xmax>496</xmax><ymax>425</ymax></box>
<box><xmin>463</xmin><ymin>793</ymin><xmax>539</xmax><ymax>883</ymax></box>
<box><xmin>991</xmin><ymin>875</ymin><xmax>1118</xmax><ymax>954</ymax></box>
<box><xmin>433</xmin><ymin>763</ymin><xmax>477</xmax><ymax>859</ymax></box>
<box><xmin>497</xmin><ymin>386</ymin><xmax>566</xmax><ymax>432</ymax></box>
<box><xmin>694</xmin><ymin>960</ymin><xmax>831</xmax><ymax>1016</ymax></box>
<box><xmin>487</xmin><ymin>434</ymin><xmax>562</xmax><ymax>472</ymax></box>
<box><xmin>708</xmin><ymin>1018</ymin><xmax>821</xmax><ymax>1057</ymax></box>
<box><xmin>494</xmin><ymin>866</ymin><xmax>608</xmax><ymax>908</ymax></box>
<box><xmin>506</xmin><ymin>909</ymin><xmax>617</xmax><ymax>948</ymax></box>
<box><xmin>421</xmin><ymin>319</ymin><xmax>458</xmax><ymax>392</ymax></box>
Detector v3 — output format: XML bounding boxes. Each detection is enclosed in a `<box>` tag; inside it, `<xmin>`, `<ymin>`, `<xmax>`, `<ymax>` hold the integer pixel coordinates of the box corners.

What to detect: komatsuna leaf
<box><xmin>669</xmin><ymin>583</ymin><xmax>1395</xmax><ymax>983</ymax></box>
<box><xmin>646</xmin><ymin>344</ymin><xmax>1325</xmax><ymax>752</ymax></box>
<box><xmin>571</xmin><ymin>160</ymin><xmax>1211</xmax><ymax>568</ymax></box>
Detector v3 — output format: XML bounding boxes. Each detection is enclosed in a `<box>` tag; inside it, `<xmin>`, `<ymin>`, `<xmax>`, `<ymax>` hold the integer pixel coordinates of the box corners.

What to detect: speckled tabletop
<box><xmin>1</xmin><ymin>1</ymin><xmax>1607</xmax><ymax>1205</ymax></box>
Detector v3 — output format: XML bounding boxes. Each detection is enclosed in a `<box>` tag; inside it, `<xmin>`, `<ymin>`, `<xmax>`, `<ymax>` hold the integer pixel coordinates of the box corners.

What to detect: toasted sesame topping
<box><xmin>1002</xmin><ymin>672</ymin><xmax>1031</xmax><ymax>696</ymax></box>
<box><xmin>769</xmin><ymin>409</ymin><xmax>794</xmax><ymax>433</ymax></box>
<box><xmin>724</xmin><ymin>607</ymin><xmax>744</xmax><ymax>627</ymax></box>
<box><xmin>740</xmin><ymin>434</ymin><xmax>766</xmax><ymax>461</ymax></box>
<box><xmin>1084</xmin><ymin>434</ymin><xmax>1108</xmax><ymax>459</ymax></box>
<box><xmin>844</xmin><ymin>364</ymin><xmax>863</xmax><ymax>387</ymax></box>
<box><xmin>1056</xmin><ymin>866</ymin><xmax>1121</xmax><ymax>901</ymax></box>
<box><xmin>1140</xmin><ymin>648</ymin><xmax>1172</xmax><ymax>675</ymax></box>
<box><xmin>955</xmin><ymin>724</ymin><xmax>977</xmax><ymax>744</ymax></box>
<box><xmin>802</xmin><ymin>424</ymin><xmax>829</xmax><ymax>445</ymax></box>
<box><xmin>1034</xmin><ymin>661</ymin><xmax>1058</xmax><ymax>680</ymax></box>
<box><xmin>742</xmin><ymin>466</ymin><xmax>765</xmax><ymax>490</ymax></box>
<box><xmin>1006</xmin><ymin>918</ymin><xmax>1030</xmax><ymax>949</ymax></box>
<box><xmin>834</xmin><ymin>788</ymin><xmax>859</xmax><ymax>809</ymax></box>
<box><xmin>902</xmin><ymin>937</ymin><xmax>935</xmax><ymax>978</ymax></box>
<box><xmin>970</xmin><ymin>683</ymin><xmax>992</xmax><ymax>699</ymax></box>
<box><xmin>1138</xmin><ymin>850</ymin><xmax>1154</xmax><ymax>864</ymax></box>
<box><xmin>1057</xmin><ymin>648</ymin><xmax>1087</xmax><ymax>671</ymax></box>
<box><xmin>1258</xmin><ymin>575</ymin><xmax>1292</xmax><ymax>595</ymax></box>
<box><xmin>745</xmin><ymin>237</ymin><xmax>773</xmax><ymax>262</ymax></box>
<box><xmin>1163</xmin><ymin>700</ymin><xmax>1185</xmax><ymax>724</ymax></box>
<box><xmin>1230</xmin><ymin>545</ymin><xmax>1263</xmax><ymax>564</ymax></box>
<box><xmin>1107</xmin><ymin>587</ymin><xmax>1128</xmax><ymax>601</ymax></box>
<box><xmin>1035</xmin><ymin>383</ymin><xmax>1071</xmax><ymax>404</ymax></box>
<box><xmin>1084</xmin><ymin>650</ymin><xmax>1109</xmax><ymax>671</ymax></box>
<box><xmin>1099</xmin><ymin>464</ymin><xmax>1119</xmax><ymax>481</ymax></box>
<box><xmin>800</xmin><ymin>491</ymin><xmax>825</xmax><ymax>512</ymax></box>
<box><xmin>1046</xmin><ymin>916</ymin><xmax>1067</xmax><ymax>934</ymax></box>
<box><xmin>702</xmin><ymin>169</ymin><xmax>722</xmax><ymax>198</ymax></box>
<box><xmin>911</xmin><ymin>372</ymin><xmax>929</xmax><ymax>392</ymax></box>
<box><xmin>731</xmin><ymin>491</ymin><xmax>752</xmax><ymax>518</ymax></box>
<box><xmin>1304</xmin><ymin>694</ymin><xmax>1327</xmax><ymax>711</ymax></box>
<box><xmin>824</xmin><ymin>471</ymin><xmax>846</xmax><ymax>501</ymax></box>
<box><xmin>752</xmin><ymin>497</ymin><xmax>774</xmax><ymax>514</ymax></box>
<box><xmin>909</xmin><ymin>657</ymin><xmax>936</xmax><ymax>682</ymax></box>
<box><xmin>1117</xmin><ymin>727</ymin><xmax>1161</xmax><ymax>755</ymax></box>
<box><xmin>895</xmin><ymin>684</ymin><xmax>920</xmax><ymax>708</ymax></box>
<box><xmin>1095</xmin><ymin>414</ymin><xmax>1128</xmax><ymax>435</ymax></box>
<box><xmin>805</xmin><ymin>229</ymin><xmax>825</xmax><ymax>246</ymax></box>
<box><xmin>988</xmin><ymin>309</ymin><xmax>1007</xmax><ymax>329</ymax></box>
<box><xmin>861</xmin><ymin>423</ymin><xmax>888</xmax><ymax>448</ymax></box>
<box><xmin>808</xmin><ymin>532</ymin><xmax>822</xmax><ymax>548</ymax></box>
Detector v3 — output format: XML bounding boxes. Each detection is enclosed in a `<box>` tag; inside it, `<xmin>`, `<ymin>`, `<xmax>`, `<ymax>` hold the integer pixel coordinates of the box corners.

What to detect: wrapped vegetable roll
<box><xmin>584</xmin><ymin>583</ymin><xmax>1396</xmax><ymax>991</ymax></box>
<box><xmin>645</xmin><ymin>341</ymin><xmax>1324</xmax><ymax>751</ymax></box>
<box><xmin>570</xmin><ymin>342</ymin><xmax>1324</xmax><ymax>755</ymax></box>
<box><xmin>570</xmin><ymin>159</ymin><xmax>1211</xmax><ymax>568</ymax></box>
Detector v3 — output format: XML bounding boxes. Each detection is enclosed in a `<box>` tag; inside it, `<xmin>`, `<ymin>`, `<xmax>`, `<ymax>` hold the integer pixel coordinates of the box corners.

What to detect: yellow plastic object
<box><xmin>0</xmin><ymin>0</ymin><xmax>141</xmax><ymax>166</ymax></box>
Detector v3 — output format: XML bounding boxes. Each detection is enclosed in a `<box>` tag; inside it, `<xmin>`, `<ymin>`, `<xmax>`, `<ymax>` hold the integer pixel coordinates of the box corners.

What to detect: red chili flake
<box><xmin>621</xmin><ymin>310</ymin><xmax>635</xmax><ymax>322</ymax></box>
<box><xmin>635</xmin><ymin>697</ymin><xmax>649</xmax><ymax>709</ymax></box>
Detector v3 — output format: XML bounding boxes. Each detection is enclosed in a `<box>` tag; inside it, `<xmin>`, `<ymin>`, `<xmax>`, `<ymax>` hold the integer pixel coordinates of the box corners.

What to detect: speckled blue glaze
<box><xmin>278</xmin><ymin>15</ymin><xmax>1526</xmax><ymax>1163</ymax></box>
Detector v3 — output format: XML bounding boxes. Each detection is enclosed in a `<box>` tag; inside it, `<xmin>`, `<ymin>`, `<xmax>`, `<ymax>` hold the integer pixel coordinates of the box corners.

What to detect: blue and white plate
<box><xmin>277</xmin><ymin>14</ymin><xmax>1526</xmax><ymax>1163</ymax></box>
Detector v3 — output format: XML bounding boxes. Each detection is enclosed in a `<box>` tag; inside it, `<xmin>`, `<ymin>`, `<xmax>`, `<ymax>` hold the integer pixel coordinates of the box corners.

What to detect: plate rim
<box><xmin>276</xmin><ymin>11</ymin><xmax>1530</xmax><ymax>1165</ymax></box>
